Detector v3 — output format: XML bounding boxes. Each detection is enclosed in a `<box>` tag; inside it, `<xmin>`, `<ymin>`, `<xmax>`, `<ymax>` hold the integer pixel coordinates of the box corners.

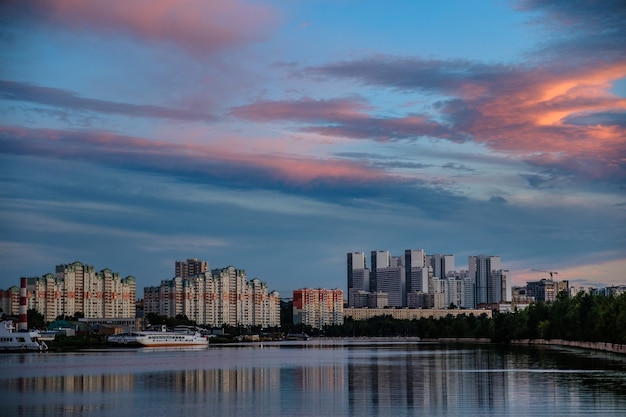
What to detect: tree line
<box><xmin>493</xmin><ymin>291</ymin><xmax>626</xmax><ymax>344</ymax></box>
<box><xmin>317</xmin><ymin>291</ymin><xmax>626</xmax><ymax>344</ymax></box>
<box><xmin>20</xmin><ymin>291</ymin><xmax>626</xmax><ymax>345</ymax></box>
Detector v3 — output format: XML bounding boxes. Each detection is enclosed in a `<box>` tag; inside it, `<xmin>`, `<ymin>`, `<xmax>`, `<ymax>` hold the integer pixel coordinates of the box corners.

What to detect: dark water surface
<box><xmin>1</xmin><ymin>340</ymin><xmax>625</xmax><ymax>416</ymax></box>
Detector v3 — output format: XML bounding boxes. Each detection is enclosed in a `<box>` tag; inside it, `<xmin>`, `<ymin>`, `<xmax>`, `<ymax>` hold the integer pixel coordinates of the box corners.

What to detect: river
<box><xmin>1</xmin><ymin>339</ymin><xmax>625</xmax><ymax>416</ymax></box>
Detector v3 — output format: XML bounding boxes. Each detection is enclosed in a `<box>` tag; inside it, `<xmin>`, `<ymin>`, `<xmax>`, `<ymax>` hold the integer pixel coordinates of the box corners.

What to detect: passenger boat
<box><xmin>107</xmin><ymin>325</ymin><xmax>209</xmax><ymax>348</ymax></box>
<box><xmin>0</xmin><ymin>320</ymin><xmax>48</xmax><ymax>352</ymax></box>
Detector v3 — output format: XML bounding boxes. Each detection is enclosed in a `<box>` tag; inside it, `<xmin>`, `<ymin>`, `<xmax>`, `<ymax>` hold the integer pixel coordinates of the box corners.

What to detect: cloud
<box><xmin>489</xmin><ymin>195</ymin><xmax>508</xmax><ymax>204</ymax></box>
<box><xmin>285</xmin><ymin>1</ymin><xmax>626</xmax><ymax>185</ymax></box>
<box><xmin>515</xmin><ymin>0</ymin><xmax>626</xmax><ymax>63</ymax></box>
<box><xmin>564</xmin><ymin>111</ymin><xmax>626</xmax><ymax>128</ymax></box>
<box><xmin>0</xmin><ymin>0</ymin><xmax>279</xmax><ymax>57</ymax></box>
<box><xmin>0</xmin><ymin>125</ymin><xmax>388</xmax><ymax>188</ymax></box>
<box><xmin>0</xmin><ymin>80</ymin><xmax>216</xmax><ymax>122</ymax></box>
<box><xmin>231</xmin><ymin>96</ymin><xmax>372</xmax><ymax>124</ymax></box>
<box><xmin>306</xmin><ymin>56</ymin><xmax>626</xmax><ymax>183</ymax></box>
<box><xmin>232</xmin><ymin>96</ymin><xmax>466</xmax><ymax>142</ymax></box>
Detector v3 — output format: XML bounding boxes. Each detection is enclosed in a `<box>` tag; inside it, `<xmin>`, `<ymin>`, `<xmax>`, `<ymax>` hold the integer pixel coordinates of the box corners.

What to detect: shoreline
<box><xmin>511</xmin><ymin>338</ymin><xmax>626</xmax><ymax>355</ymax></box>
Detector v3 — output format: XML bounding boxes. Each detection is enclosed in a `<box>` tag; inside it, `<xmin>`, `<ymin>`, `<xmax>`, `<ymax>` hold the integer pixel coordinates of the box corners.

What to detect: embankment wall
<box><xmin>511</xmin><ymin>339</ymin><xmax>626</xmax><ymax>354</ymax></box>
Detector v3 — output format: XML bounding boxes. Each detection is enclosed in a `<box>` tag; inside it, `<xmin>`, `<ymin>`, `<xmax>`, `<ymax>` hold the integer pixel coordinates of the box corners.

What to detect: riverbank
<box><xmin>512</xmin><ymin>339</ymin><xmax>626</xmax><ymax>355</ymax></box>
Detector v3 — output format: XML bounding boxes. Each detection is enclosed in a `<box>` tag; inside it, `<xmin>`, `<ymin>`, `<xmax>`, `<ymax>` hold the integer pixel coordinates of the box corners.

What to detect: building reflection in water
<box><xmin>2</xmin><ymin>345</ymin><xmax>622</xmax><ymax>417</ymax></box>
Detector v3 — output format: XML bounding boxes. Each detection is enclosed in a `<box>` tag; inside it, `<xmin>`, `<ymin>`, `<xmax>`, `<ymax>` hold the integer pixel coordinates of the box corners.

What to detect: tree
<box><xmin>27</xmin><ymin>309</ymin><xmax>46</xmax><ymax>329</ymax></box>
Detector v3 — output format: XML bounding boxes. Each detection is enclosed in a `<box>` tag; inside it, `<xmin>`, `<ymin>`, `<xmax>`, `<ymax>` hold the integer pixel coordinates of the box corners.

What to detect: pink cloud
<box><xmin>0</xmin><ymin>125</ymin><xmax>388</xmax><ymax>186</ymax></box>
<box><xmin>311</xmin><ymin>56</ymin><xmax>626</xmax><ymax>181</ymax></box>
<box><xmin>5</xmin><ymin>0</ymin><xmax>278</xmax><ymax>57</ymax></box>
<box><xmin>232</xmin><ymin>97</ymin><xmax>463</xmax><ymax>142</ymax></box>
<box><xmin>456</xmin><ymin>61</ymin><xmax>626</xmax><ymax>180</ymax></box>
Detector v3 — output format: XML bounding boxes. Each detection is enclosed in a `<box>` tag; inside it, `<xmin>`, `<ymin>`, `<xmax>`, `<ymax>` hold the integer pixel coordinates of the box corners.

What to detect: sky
<box><xmin>1</xmin><ymin>0</ymin><xmax>625</xmax><ymax>296</ymax></box>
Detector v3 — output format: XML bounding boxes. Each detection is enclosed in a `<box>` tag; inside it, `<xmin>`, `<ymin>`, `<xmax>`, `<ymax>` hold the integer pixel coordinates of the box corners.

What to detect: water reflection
<box><xmin>2</xmin><ymin>343</ymin><xmax>625</xmax><ymax>417</ymax></box>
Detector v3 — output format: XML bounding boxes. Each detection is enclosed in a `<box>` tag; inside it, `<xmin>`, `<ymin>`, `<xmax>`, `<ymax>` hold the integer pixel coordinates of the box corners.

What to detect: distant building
<box><xmin>0</xmin><ymin>286</ymin><xmax>19</xmax><ymax>317</ymax></box>
<box><xmin>347</xmin><ymin>252</ymin><xmax>370</xmax><ymax>307</ymax></box>
<box><xmin>293</xmin><ymin>288</ymin><xmax>344</xmax><ymax>329</ymax></box>
<box><xmin>426</xmin><ymin>254</ymin><xmax>455</xmax><ymax>279</ymax></box>
<box><xmin>370</xmin><ymin>250</ymin><xmax>391</xmax><ymax>293</ymax></box>
<box><xmin>376</xmin><ymin>259</ymin><xmax>406</xmax><ymax>307</ymax></box>
<box><xmin>144</xmin><ymin>264</ymin><xmax>280</xmax><ymax>328</ymax></box>
<box><xmin>348</xmin><ymin>250</ymin><xmax>510</xmax><ymax>309</ymax></box>
<box><xmin>469</xmin><ymin>255</ymin><xmax>508</xmax><ymax>306</ymax></box>
<box><xmin>175</xmin><ymin>258</ymin><xmax>209</xmax><ymax>278</ymax></box>
<box><xmin>526</xmin><ymin>279</ymin><xmax>557</xmax><ymax>302</ymax></box>
<box><xmin>10</xmin><ymin>261</ymin><xmax>136</xmax><ymax>322</ymax></box>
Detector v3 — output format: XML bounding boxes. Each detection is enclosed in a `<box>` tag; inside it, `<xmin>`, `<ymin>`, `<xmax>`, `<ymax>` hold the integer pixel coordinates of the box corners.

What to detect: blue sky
<box><xmin>1</xmin><ymin>0</ymin><xmax>625</xmax><ymax>295</ymax></box>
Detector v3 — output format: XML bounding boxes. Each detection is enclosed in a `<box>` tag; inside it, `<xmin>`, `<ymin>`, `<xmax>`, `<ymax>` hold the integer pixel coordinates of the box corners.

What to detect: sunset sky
<box><xmin>1</xmin><ymin>0</ymin><xmax>625</xmax><ymax>295</ymax></box>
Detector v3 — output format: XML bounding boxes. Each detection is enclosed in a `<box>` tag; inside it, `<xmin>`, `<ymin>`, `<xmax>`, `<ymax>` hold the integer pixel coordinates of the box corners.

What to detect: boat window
<box><xmin>17</xmin><ymin>337</ymin><xmax>26</xmax><ymax>342</ymax></box>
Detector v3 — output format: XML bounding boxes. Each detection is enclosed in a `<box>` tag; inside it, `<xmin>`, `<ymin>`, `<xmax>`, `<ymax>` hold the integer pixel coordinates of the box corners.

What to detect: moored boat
<box><xmin>107</xmin><ymin>325</ymin><xmax>209</xmax><ymax>348</ymax></box>
<box><xmin>0</xmin><ymin>320</ymin><xmax>48</xmax><ymax>352</ymax></box>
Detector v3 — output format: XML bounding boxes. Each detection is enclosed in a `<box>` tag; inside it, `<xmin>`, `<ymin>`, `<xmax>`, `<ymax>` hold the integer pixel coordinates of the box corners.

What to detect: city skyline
<box><xmin>1</xmin><ymin>1</ymin><xmax>625</xmax><ymax>294</ymax></box>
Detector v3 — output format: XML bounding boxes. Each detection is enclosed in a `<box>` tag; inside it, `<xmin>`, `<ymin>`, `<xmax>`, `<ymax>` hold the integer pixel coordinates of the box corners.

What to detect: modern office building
<box><xmin>375</xmin><ymin>258</ymin><xmax>406</xmax><ymax>307</ymax></box>
<box><xmin>469</xmin><ymin>255</ymin><xmax>502</xmax><ymax>306</ymax></box>
<box><xmin>407</xmin><ymin>265</ymin><xmax>431</xmax><ymax>294</ymax></box>
<box><xmin>405</xmin><ymin>249</ymin><xmax>426</xmax><ymax>293</ymax></box>
<box><xmin>491</xmin><ymin>269</ymin><xmax>512</xmax><ymax>303</ymax></box>
<box><xmin>347</xmin><ymin>252</ymin><xmax>370</xmax><ymax>307</ymax></box>
<box><xmin>144</xmin><ymin>264</ymin><xmax>280</xmax><ymax>328</ymax></box>
<box><xmin>348</xmin><ymin>250</ymin><xmax>512</xmax><ymax>309</ymax></box>
<box><xmin>370</xmin><ymin>250</ymin><xmax>391</xmax><ymax>293</ymax></box>
<box><xmin>293</xmin><ymin>288</ymin><xmax>344</xmax><ymax>329</ymax></box>
<box><xmin>427</xmin><ymin>254</ymin><xmax>455</xmax><ymax>279</ymax></box>
<box><xmin>526</xmin><ymin>278</ymin><xmax>557</xmax><ymax>302</ymax></box>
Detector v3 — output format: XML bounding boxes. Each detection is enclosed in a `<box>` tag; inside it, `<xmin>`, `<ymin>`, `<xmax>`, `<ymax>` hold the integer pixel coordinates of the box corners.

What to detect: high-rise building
<box><xmin>427</xmin><ymin>254</ymin><xmax>455</xmax><ymax>279</ymax></box>
<box><xmin>376</xmin><ymin>264</ymin><xmax>405</xmax><ymax>307</ymax></box>
<box><xmin>469</xmin><ymin>255</ymin><xmax>501</xmax><ymax>306</ymax></box>
<box><xmin>21</xmin><ymin>261</ymin><xmax>136</xmax><ymax>322</ymax></box>
<box><xmin>370</xmin><ymin>250</ymin><xmax>390</xmax><ymax>293</ymax></box>
<box><xmin>144</xmin><ymin>264</ymin><xmax>280</xmax><ymax>328</ymax></box>
<box><xmin>491</xmin><ymin>269</ymin><xmax>511</xmax><ymax>303</ymax></box>
<box><xmin>347</xmin><ymin>252</ymin><xmax>370</xmax><ymax>307</ymax></box>
<box><xmin>175</xmin><ymin>258</ymin><xmax>209</xmax><ymax>278</ymax></box>
<box><xmin>292</xmin><ymin>288</ymin><xmax>344</xmax><ymax>329</ymax></box>
<box><xmin>404</xmin><ymin>249</ymin><xmax>425</xmax><ymax>293</ymax></box>
<box><xmin>407</xmin><ymin>265</ymin><xmax>431</xmax><ymax>294</ymax></box>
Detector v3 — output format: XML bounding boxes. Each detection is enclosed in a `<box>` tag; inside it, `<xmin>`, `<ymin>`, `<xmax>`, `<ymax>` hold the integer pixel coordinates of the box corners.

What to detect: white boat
<box><xmin>0</xmin><ymin>320</ymin><xmax>48</xmax><ymax>352</ymax></box>
<box><xmin>107</xmin><ymin>325</ymin><xmax>209</xmax><ymax>348</ymax></box>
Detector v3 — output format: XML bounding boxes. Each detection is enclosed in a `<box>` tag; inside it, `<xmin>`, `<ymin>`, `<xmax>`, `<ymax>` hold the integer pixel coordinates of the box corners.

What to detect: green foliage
<box><xmin>145</xmin><ymin>313</ymin><xmax>196</xmax><ymax>328</ymax></box>
<box><xmin>323</xmin><ymin>313</ymin><xmax>494</xmax><ymax>339</ymax></box>
<box><xmin>27</xmin><ymin>309</ymin><xmax>46</xmax><ymax>329</ymax></box>
<box><xmin>494</xmin><ymin>292</ymin><xmax>626</xmax><ymax>343</ymax></box>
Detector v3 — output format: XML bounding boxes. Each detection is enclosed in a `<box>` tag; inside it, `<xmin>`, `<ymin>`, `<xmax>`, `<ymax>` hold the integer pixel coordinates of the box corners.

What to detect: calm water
<box><xmin>1</xmin><ymin>340</ymin><xmax>625</xmax><ymax>417</ymax></box>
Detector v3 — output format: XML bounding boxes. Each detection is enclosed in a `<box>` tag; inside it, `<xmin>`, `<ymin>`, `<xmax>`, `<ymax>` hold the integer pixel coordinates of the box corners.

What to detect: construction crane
<box><xmin>532</xmin><ymin>269</ymin><xmax>558</xmax><ymax>278</ymax></box>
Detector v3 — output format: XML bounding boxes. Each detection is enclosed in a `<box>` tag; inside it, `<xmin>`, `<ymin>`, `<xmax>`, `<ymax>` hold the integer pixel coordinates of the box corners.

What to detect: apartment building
<box><xmin>293</xmin><ymin>288</ymin><xmax>344</xmax><ymax>329</ymax></box>
<box><xmin>9</xmin><ymin>261</ymin><xmax>137</xmax><ymax>322</ymax></box>
<box><xmin>144</xmin><ymin>263</ymin><xmax>281</xmax><ymax>328</ymax></box>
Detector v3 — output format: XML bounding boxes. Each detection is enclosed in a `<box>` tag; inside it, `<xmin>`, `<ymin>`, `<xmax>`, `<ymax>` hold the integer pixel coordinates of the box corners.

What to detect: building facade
<box><xmin>14</xmin><ymin>261</ymin><xmax>136</xmax><ymax>322</ymax></box>
<box><xmin>348</xmin><ymin>250</ymin><xmax>511</xmax><ymax>310</ymax></box>
<box><xmin>347</xmin><ymin>252</ymin><xmax>370</xmax><ymax>307</ymax></box>
<box><xmin>469</xmin><ymin>255</ymin><xmax>502</xmax><ymax>306</ymax></box>
<box><xmin>293</xmin><ymin>288</ymin><xmax>344</xmax><ymax>329</ymax></box>
<box><xmin>144</xmin><ymin>265</ymin><xmax>280</xmax><ymax>328</ymax></box>
<box><xmin>175</xmin><ymin>258</ymin><xmax>209</xmax><ymax>278</ymax></box>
